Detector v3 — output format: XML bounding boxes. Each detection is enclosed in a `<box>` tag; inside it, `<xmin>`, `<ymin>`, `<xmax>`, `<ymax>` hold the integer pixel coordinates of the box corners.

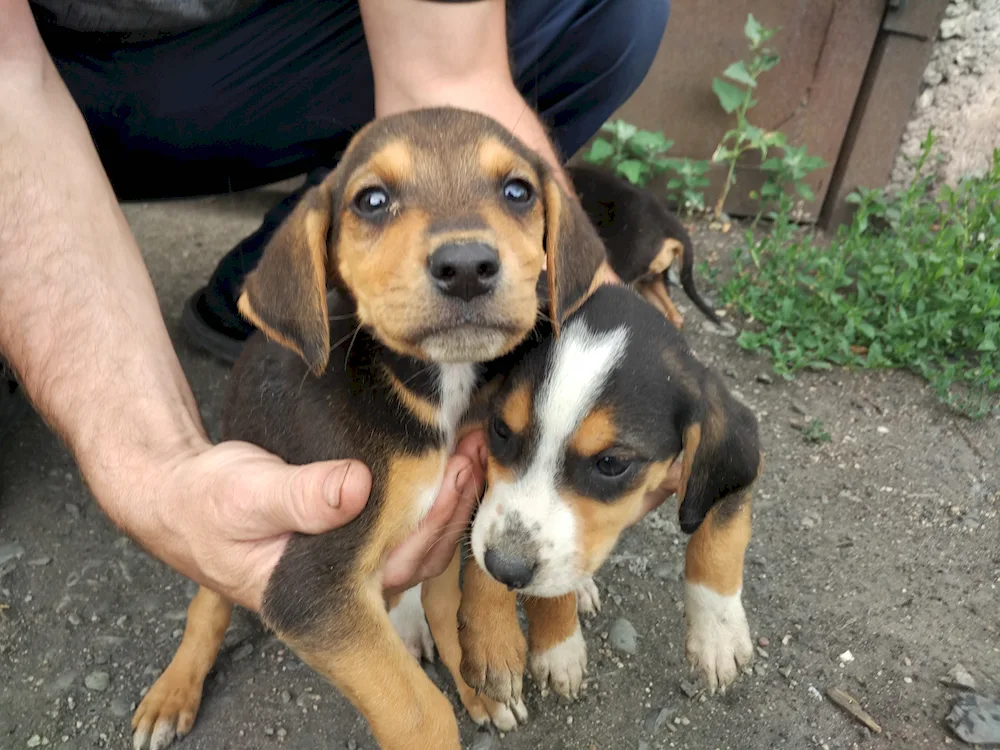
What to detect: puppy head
<box><xmin>469</xmin><ymin>284</ymin><xmax>761</xmax><ymax>597</ymax></box>
<box><xmin>237</xmin><ymin>107</ymin><xmax>596</xmax><ymax>373</ymax></box>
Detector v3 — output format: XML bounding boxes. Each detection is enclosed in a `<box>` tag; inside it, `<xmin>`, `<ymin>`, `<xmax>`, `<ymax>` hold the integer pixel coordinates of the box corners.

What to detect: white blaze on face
<box><xmin>471</xmin><ymin>320</ymin><xmax>629</xmax><ymax>597</ymax></box>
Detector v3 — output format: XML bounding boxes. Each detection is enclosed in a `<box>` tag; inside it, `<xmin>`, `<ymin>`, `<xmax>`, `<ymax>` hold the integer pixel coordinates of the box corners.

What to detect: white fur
<box><xmin>473</xmin><ymin>697</ymin><xmax>529</xmax><ymax>732</ymax></box>
<box><xmin>684</xmin><ymin>583</ymin><xmax>753</xmax><ymax>693</ymax></box>
<box><xmin>575</xmin><ymin>576</ymin><xmax>602</xmax><ymax>617</ymax></box>
<box><xmin>471</xmin><ymin>321</ymin><xmax>629</xmax><ymax>596</ymax></box>
<box><xmin>529</xmin><ymin>623</ymin><xmax>587</xmax><ymax>699</ymax></box>
<box><xmin>413</xmin><ymin>363</ymin><xmax>478</xmax><ymax>519</ymax></box>
<box><xmin>388</xmin><ymin>585</ymin><xmax>435</xmax><ymax>663</ymax></box>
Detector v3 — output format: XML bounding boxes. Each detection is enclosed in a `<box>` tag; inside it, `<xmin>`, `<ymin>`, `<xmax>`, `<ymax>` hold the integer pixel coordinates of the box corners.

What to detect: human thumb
<box><xmin>254</xmin><ymin>458</ymin><xmax>372</xmax><ymax>537</ymax></box>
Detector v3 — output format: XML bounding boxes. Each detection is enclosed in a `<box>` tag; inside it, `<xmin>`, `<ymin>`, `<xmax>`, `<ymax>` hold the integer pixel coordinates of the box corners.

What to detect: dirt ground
<box><xmin>1</xmin><ymin>184</ymin><xmax>998</xmax><ymax>750</ymax></box>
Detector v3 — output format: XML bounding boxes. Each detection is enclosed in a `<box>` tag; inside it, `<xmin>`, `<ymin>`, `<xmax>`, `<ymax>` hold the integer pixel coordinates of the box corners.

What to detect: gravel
<box><xmin>947</xmin><ymin>693</ymin><xmax>1000</xmax><ymax>744</ymax></box>
<box><xmin>84</xmin><ymin>671</ymin><xmax>110</xmax><ymax>692</ymax></box>
<box><xmin>608</xmin><ymin>617</ymin><xmax>638</xmax><ymax>655</ymax></box>
<box><xmin>0</xmin><ymin>542</ymin><xmax>25</xmax><ymax>566</ymax></box>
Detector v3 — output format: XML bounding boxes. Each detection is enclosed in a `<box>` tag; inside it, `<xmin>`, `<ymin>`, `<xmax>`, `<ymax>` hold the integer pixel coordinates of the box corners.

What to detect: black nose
<box><xmin>484</xmin><ymin>548</ymin><xmax>536</xmax><ymax>590</ymax></box>
<box><xmin>428</xmin><ymin>242</ymin><xmax>500</xmax><ymax>301</ymax></box>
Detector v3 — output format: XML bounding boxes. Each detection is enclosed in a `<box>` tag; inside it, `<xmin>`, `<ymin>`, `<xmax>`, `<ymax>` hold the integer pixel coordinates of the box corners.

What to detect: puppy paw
<box><xmin>462</xmin><ymin>692</ymin><xmax>529</xmax><ymax>732</ymax></box>
<box><xmin>131</xmin><ymin>665</ymin><xmax>205</xmax><ymax>750</ymax></box>
<box><xmin>575</xmin><ymin>577</ymin><xmax>601</xmax><ymax>618</ymax></box>
<box><xmin>388</xmin><ymin>584</ymin><xmax>435</xmax><ymax>663</ymax></box>
<box><xmin>529</xmin><ymin>623</ymin><xmax>587</xmax><ymax>700</ymax></box>
<box><xmin>458</xmin><ymin>613</ymin><xmax>527</xmax><ymax>707</ymax></box>
<box><xmin>684</xmin><ymin>583</ymin><xmax>753</xmax><ymax>694</ymax></box>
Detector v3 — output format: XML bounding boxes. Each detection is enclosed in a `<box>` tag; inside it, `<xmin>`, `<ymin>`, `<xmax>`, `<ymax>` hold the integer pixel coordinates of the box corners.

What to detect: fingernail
<box><xmin>325</xmin><ymin>465</ymin><xmax>348</xmax><ymax>508</ymax></box>
<box><xmin>454</xmin><ymin>465</ymin><xmax>472</xmax><ymax>495</ymax></box>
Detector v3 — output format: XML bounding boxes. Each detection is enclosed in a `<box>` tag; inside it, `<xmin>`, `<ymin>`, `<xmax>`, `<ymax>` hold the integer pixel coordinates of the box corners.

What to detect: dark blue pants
<box><xmin>35</xmin><ymin>0</ymin><xmax>669</xmax><ymax>337</ymax></box>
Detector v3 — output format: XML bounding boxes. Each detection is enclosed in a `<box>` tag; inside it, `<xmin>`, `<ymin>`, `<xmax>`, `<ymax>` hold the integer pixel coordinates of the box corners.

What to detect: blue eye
<box><xmin>503</xmin><ymin>179</ymin><xmax>534</xmax><ymax>205</ymax></box>
<box><xmin>354</xmin><ymin>187</ymin><xmax>390</xmax><ymax>215</ymax></box>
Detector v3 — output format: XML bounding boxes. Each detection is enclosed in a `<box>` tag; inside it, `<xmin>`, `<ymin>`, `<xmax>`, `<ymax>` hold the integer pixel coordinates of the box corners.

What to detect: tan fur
<box><xmin>384</xmin><ymin>367</ymin><xmax>440</xmax><ymax>429</ymax></box>
<box><xmin>677</xmin><ymin>422</ymin><xmax>702</xmax><ymax>502</ymax></box>
<box><xmin>569</xmin><ymin>459</ymin><xmax>674</xmax><ymax>574</ymax></box>
<box><xmin>458</xmin><ymin>559</ymin><xmax>526</xmax><ymax>705</ymax></box>
<box><xmin>649</xmin><ymin>238</ymin><xmax>684</xmax><ymax>274</ymax></box>
<box><xmin>501</xmin><ymin>382</ymin><xmax>532</xmax><ymax>435</ymax></box>
<box><xmin>569</xmin><ymin>407</ymin><xmax>617</xmax><ymax>456</ymax></box>
<box><xmin>523</xmin><ymin>593</ymin><xmax>578</xmax><ymax>654</ymax></box>
<box><xmin>421</xmin><ymin>552</ymin><xmax>513</xmax><ymax>727</ymax></box>
<box><xmin>132</xmin><ymin>588</ymin><xmax>233</xmax><ymax>740</ymax></box>
<box><xmin>278</xmin><ymin>584</ymin><xmax>460</xmax><ymax>750</ymax></box>
<box><xmin>684</xmin><ymin>494</ymin><xmax>752</xmax><ymax>596</ymax></box>
<box><xmin>635</xmin><ymin>277</ymin><xmax>685</xmax><ymax>329</ymax></box>
<box><xmin>477</xmin><ymin>137</ymin><xmax>522</xmax><ymax>180</ymax></box>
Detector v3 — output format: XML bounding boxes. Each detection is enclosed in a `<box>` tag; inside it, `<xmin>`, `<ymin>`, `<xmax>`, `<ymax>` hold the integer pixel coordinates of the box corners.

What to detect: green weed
<box><xmin>720</xmin><ymin>131</ymin><xmax>1000</xmax><ymax>419</ymax></box>
<box><xmin>800</xmin><ymin>418</ymin><xmax>832</xmax><ymax>444</ymax></box>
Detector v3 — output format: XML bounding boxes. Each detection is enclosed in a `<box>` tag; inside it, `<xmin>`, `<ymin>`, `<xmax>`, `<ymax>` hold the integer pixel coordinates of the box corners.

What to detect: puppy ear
<box><xmin>541</xmin><ymin>172</ymin><xmax>614</xmax><ymax>334</ymax></box>
<box><xmin>238</xmin><ymin>182</ymin><xmax>336</xmax><ymax>376</ymax></box>
<box><xmin>676</xmin><ymin>375</ymin><xmax>762</xmax><ymax>534</ymax></box>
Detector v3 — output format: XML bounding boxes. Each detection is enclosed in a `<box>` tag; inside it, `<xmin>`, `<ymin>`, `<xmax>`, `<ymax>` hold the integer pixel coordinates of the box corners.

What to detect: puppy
<box><xmin>567</xmin><ymin>163</ymin><xmax>724</xmax><ymax>330</ymax></box>
<box><xmin>131</xmin><ymin>107</ymin><xmax>609</xmax><ymax>750</ymax></box>
<box><xmin>457</xmin><ymin>217</ymin><xmax>762</xmax><ymax>709</ymax></box>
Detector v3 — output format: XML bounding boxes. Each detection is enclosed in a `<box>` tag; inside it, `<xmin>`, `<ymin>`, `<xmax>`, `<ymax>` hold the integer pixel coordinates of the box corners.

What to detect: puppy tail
<box><xmin>674</xmin><ymin>230</ymin><xmax>724</xmax><ymax>328</ymax></box>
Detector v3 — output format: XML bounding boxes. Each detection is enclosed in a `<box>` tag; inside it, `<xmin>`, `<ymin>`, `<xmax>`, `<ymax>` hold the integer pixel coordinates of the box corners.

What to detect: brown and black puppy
<box><xmin>567</xmin><ymin>163</ymin><xmax>724</xmax><ymax>330</ymax></box>
<box><xmin>458</xmin><ymin>223</ymin><xmax>761</xmax><ymax>709</ymax></box>
<box><xmin>131</xmin><ymin>107</ymin><xmax>607</xmax><ymax>750</ymax></box>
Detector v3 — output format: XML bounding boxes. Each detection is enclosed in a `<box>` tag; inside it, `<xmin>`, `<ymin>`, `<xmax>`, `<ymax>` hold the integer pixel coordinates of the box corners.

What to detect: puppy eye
<box><xmin>595</xmin><ymin>454</ymin><xmax>632</xmax><ymax>478</ymax></box>
<box><xmin>502</xmin><ymin>178</ymin><xmax>534</xmax><ymax>205</ymax></box>
<box><xmin>491</xmin><ymin>415</ymin><xmax>512</xmax><ymax>441</ymax></box>
<box><xmin>354</xmin><ymin>187</ymin><xmax>390</xmax><ymax>215</ymax></box>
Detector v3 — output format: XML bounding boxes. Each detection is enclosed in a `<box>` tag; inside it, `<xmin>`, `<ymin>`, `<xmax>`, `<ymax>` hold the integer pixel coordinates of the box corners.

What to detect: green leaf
<box><xmin>796</xmin><ymin>183</ymin><xmax>815</xmax><ymax>202</ymax></box>
<box><xmin>615</xmin><ymin>159</ymin><xmax>648</xmax><ymax>185</ymax></box>
<box><xmin>583</xmin><ymin>138</ymin><xmax>615</xmax><ymax>164</ymax></box>
<box><xmin>979</xmin><ymin>338</ymin><xmax>997</xmax><ymax>352</ymax></box>
<box><xmin>712</xmin><ymin>78</ymin><xmax>746</xmax><ymax>114</ymax></box>
<box><xmin>723</xmin><ymin>61</ymin><xmax>757</xmax><ymax>87</ymax></box>
<box><xmin>611</xmin><ymin>120</ymin><xmax>638</xmax><ymax>143</ymax></box>
<box><xmin>745</xmin><ymin>13</ymin><xmax>764</xmax><ymax>47</ymax></box>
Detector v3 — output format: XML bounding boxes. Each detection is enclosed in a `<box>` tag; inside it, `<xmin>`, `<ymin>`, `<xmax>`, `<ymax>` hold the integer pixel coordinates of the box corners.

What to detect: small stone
<box><xmin>280</xmin><ymin>690</ymin><xmax>292</xmax><ymax>704</ymax></box>
<box><xmin>0</xmin><ymin>542</ymin><xmax>25</xmax><ymax>566</ymax></box>
<box><xmin>800</xmin><ymin>516</ymin><xmax>817</xmax><ymax>529</ymax></box>
<box><xmin>756</xmin><ymin>647</ymin><xmax>770</xmax><ymax>659</ymax></box>
<box><xmin>84</xmin><ymin>671</ymin><xmax>110</xmax><ymax>692</ymax></box>
<box><xmin>644</xmin><ymin>706</ymin><xmax>672</xmax><ymax>734</ymax></box>
<box><xmin>756</xmin><ymin>373</ymin><xmax>773</xmax><ymax>385</ymax></box>
<box><xmin>758</xmin><ymin>637</ymin><xmax>770</xmax><ymax>647</ymax></box>
<box><xmin>779</xmin><ymin>666</ymin><xmax>793</xmax><ymax>679</ymax></box>
<box><xmin>232</xmin><ymin>643</ymin><xmax>254</xmax><ymax>661</ymax></box>
<box><xmin>876</xmin><ymin>425</ymin><xmax>890</xmax><ymax>434</ymax></box>
<box><xmin>917</xmin><ymin>89</ymin><xmax>935</xmax><ymax>110</ymax></box>
<box><xmin>566</xmin><ymin>716</ymin><xmax>573</xmax><ymax>725</ymax></box>
<box><xmin>903</xmin><ymin>657</ymin><xmax>912</xmax><ymax>667</ymax></box>
<box><xmin>808</xmin><ymin>685</ymin><xmax>823</xmax><ymax>701</ymax></box>
<box><xmin>680</xmin><ymin>680</ymin><xmax>699</xmax><ymax>698</ymax></box>
<box><xmin>27</xmin><ymin>736</ymin><xmax>42</xmax><ymax>748</ymax></box>
<box><xmin>608</xmin><ymin>618</ymin><xmax>638</xmax><ymax>655</ymax></box>
<box><xmin>67</xmin><ymin>614</ymin><xmax>81</xmax><ymax>626</ymax></box>
<box><xmin>946</xmin><ymin>693</ymin><xmax>1000</xmax><ymax>744</ymax></box>
<box><xmin>940</xmin><ymin>18</ymin><xmax>965</xmax><ymax>38</ymax></box>
<box><xmin>27</xmin><ymin>557</ymin><xmax>52</xmax><ymax>567</ymax></box>
<box><xmin>277</xmin><ymin>728</ymin><xmax>287</xmax><ymax>740</ymax></box>
<box><xmin>109</xmin><ymin>698</ymin><xmax>130</xmax><ymax>718</ymax></box>
<box><xmin>903</xmin><ymin>676</ymin><xmax>913</xmax><ymax>684</ymax></box>
<box><xmin>264</xmin><ymin>727</ymin><xmax>274</xmax><ymax>737</ymax></box>
<box><xmin>93</xmin><ymin>652</ymin><xmax>109</xmax><ymax>665</ymax></box>
<box><xmin>923</xmin><ymin>66</ymin><xmax>944</xmax><ymax>87</ymax></box>
<box><xmin>347</xmin><ymin>741</ymin><xmax>358</xmax><ymax>750</ymax></box>
<box><xmin>754</xmin><ymin>664</ymin><xmax>767</xmax><ymax>677</ymax></box>
<box><xmin>941</xmin><ymin>663</ymin><xmax>977</xmax><ymax>690</ymax></box>
<box><xmin>839</xmin><ymin>649</ymin><xmax>855</xmax><ymax>664</ymax></box>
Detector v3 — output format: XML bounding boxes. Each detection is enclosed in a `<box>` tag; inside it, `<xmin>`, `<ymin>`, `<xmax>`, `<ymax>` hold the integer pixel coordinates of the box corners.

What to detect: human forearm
<box><xmin>0</xmin><ymin>15</ymin><xmax>208</xmax><ymax>526</ymax></box>
<box><xmin>358</xmin><ymin>0</ymin><xmax>572</xmax><ymax>190</ymax></box>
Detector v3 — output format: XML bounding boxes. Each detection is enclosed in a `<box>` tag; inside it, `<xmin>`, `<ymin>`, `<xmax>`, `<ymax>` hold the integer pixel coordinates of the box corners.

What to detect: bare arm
<box><xmin>0</xmin><ymin>0</ymin><xmax>481</xmax><ymax>610</ymax></box>
<box><xmin>358</xmin><ymin>0</ymin><xmax>573</xmax><ymax>190</ymax></box>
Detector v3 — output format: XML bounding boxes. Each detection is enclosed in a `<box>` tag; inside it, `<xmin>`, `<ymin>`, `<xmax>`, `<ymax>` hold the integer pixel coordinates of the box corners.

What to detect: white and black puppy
<box><xmin>459</xmin><ymin>280</ymin><xmax>762</xmax><ymax>712</ymax></box>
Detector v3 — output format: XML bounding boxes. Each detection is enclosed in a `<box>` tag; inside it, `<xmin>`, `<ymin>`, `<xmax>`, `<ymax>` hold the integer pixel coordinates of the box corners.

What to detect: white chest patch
<box><xmin>414</xmin><ymin>363</ymin><xmax>478</xmax><ymax>520</ymax></box>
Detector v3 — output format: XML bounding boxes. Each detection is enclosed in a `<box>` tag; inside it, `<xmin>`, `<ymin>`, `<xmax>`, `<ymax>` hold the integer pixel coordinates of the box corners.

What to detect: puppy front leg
<box><xmin>684</xmin><ymin>492</ymin><xmax>754</xmax><ymax>693</ymax></box>
<box><xmin>278</xmin><ymin>583</ymin><xmax>460</xmax><ymax>750</ymax></box>
<box><xmin>524</xmin><ymin>592</ymin><xmax>587</xmax><ymax>700</ymax></box>
<box><xmin>422</xmin><ymin>550</ymin><xmax>528</xmax><ymax>730</ymax></box>
<box><xmin>458</xmin><ymin>559</ymin><xmax>526</xmax><ymax>707</ymax></box>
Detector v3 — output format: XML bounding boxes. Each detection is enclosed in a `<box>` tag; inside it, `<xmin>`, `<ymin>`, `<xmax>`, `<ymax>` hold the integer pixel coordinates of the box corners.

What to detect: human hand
<box><xmin>635</xmin><ymin>460</ymin><xmax>685</xmax><ymax>522</ymax></box>
<box><xmin>135</xmin><ymin>431</ymin><xmax>486</xmax><ymax>612</ymax></box>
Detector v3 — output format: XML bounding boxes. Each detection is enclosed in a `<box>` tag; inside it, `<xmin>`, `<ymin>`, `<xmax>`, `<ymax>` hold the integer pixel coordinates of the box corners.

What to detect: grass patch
<box><xmin>719</xmin><ymin>132</ymin><xmax>1000</xmax><ymax>419</ymax></box>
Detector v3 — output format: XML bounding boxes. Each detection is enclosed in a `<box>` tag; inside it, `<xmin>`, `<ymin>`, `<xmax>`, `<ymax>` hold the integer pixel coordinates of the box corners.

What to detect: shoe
<box><xmin>0</xmin><ymin>361</ymin><xmax>31</xmax><ymax>445</ymax></box>
<box><xmin>181</xmin><ymin>287</ymin><xmax>253</xmax><ymax>365</ymax></box>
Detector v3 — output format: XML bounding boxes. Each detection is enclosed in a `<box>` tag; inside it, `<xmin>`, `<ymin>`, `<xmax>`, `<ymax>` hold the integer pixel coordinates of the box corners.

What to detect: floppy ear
<box><xmin>541</xmin><ymin>173</ymin><xmax>615</xmax><ymax>335</ymax></box>
<box><xmin>676</xmin><ymin>375</ymin><xmax>762</xmax><ymax>534</ymax></box>
<box><xmin>237</xmin><ymin>181</ymin><xmax>336</xmax><ymax>376</ymax></box>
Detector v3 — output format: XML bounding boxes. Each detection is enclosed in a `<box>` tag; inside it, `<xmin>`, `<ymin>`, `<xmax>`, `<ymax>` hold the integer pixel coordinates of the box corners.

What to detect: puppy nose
<box><xmin>428</xmin><ymin>242</ymin><xmax>500</xmax><ymax>301</ymax></box>
<box><xmin>484</xmin><ymin>548</ymin><xmax>536</xmax><ymax>590</ymax></box>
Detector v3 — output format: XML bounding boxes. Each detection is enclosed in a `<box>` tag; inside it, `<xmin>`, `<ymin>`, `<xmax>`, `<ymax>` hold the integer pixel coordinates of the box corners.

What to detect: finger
<box><xmin>382</xmin><ymin>455</ymin><xmax>475</xmax><ymax>593</ymax></box>
<box><xmin>240</xmin><ymin>457</ymin><xmax>373</xmax><ymax>538</ymax></box>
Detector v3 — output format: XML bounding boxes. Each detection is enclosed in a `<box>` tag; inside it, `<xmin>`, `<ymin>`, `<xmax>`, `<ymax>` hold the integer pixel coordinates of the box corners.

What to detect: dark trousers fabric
<box><xmin>34</xmin><ymin>0</ymin><xmax>669</xmax><ymax>332</ymax></box>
